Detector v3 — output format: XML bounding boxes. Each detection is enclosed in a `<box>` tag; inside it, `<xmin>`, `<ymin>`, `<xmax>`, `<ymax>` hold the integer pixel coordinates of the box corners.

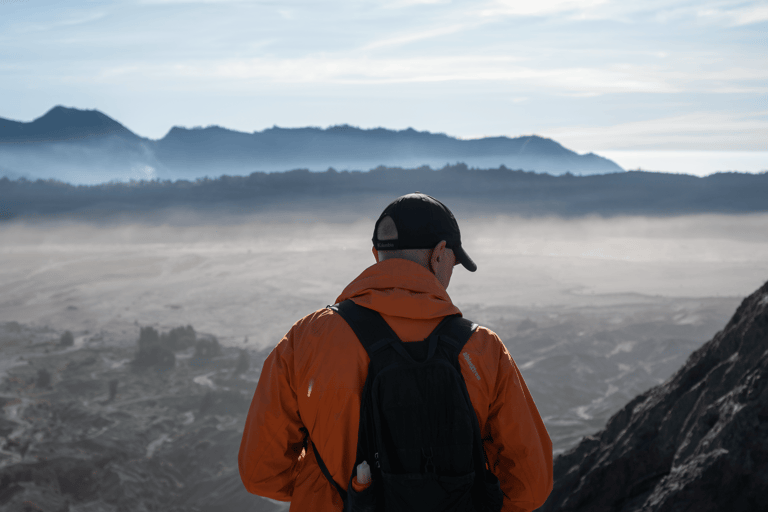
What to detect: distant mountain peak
<box><xmin>0</xmin><ymin>105</ymin><xmax>134</xmax><ymax>143</ymax></box>
<box><xmin>37</xmin><ymin>105</ymin><xmax>126</xmax><ymax>130</ymax></box>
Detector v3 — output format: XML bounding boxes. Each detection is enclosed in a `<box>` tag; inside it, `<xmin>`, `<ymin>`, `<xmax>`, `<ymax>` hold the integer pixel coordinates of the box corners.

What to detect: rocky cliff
<box><xmin>538</xmin><ymin>281</ymin><xmax>768</xmax><ymax>511</ymax></box>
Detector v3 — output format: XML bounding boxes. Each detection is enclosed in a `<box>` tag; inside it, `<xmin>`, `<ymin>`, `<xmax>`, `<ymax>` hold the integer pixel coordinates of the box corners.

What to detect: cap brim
<box><xmin>453</xmin><ymin>243</ymin><xmax>477</xmax><ymax>272</ymax></box>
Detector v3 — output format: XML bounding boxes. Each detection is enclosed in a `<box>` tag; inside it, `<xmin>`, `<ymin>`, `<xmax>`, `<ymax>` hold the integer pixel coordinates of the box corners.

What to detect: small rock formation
<box><xmin>138</xmin><ymin>326</ymin><xmax>160</xmax><ymax>347</ymax></box>
<box><xmin>162</xmin><ymin>325</ymin><xmax>196</xmax><ymax>351</ymax></box>
<box><xmin>132</xmin><ymin>326</ymin><xmax>175</xmax><ymax>370</ymax></box>
<box><xmin>538</xmin><ymin>281</ymin><xmax>768</xmax><ymax>511</ymax></box>
<box><xmin>233</xmin><ymin>349</ymin><xmax>250</xmax><ymax>376</ymax></box>
<box><xmin>194</xmin><ymin>336</ymin><xmax>222</xmax><ymax>360</ymax></box>
<box><xmin>59</xmin><ymin>331</ymin><xmax>74</xmax><ymax>347</ymax></box>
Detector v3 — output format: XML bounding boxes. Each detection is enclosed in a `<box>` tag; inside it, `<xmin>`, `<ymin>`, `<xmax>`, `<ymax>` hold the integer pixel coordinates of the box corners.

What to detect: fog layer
<box><xmin>2</xmin><ymin>213</ymin><xmax>766</xmax><ymax>348</ymax></box>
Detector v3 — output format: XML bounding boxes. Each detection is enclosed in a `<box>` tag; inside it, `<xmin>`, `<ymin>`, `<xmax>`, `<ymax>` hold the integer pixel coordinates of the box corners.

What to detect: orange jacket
<box><xmin>239</xmin><ymin>258</ymin><xmax>553</xmax><ymax>511</ymax></box>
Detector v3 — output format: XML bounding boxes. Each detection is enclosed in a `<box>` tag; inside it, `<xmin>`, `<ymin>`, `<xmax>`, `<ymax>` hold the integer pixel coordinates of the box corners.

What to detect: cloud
<box><xmin>91</xmin><ymin>55</ymin><xmax>682</xmax><ymax>96</ymax></box>
<box><xmin>11</xmin><ymin>11</ymin><xmax>107</xmax><ymax>33</ymax></box>
<box><xmin>478</xmin><ymin>0</ymin><xmax>768</xmax><ymax>27</ymax></box>
<box><xmin>546</xmin><ymin>110</ymin><xmax>768</xmax><ymax>151</ymax></box>
<box><xmin>136</xmin><ymin>0</ymin><xmax>254</xmax><ymax>4</ymax></box>
<box><xmin>480</xmin><ymin>0</ymin><xmax>609</xmax><ymax>18</ymax></box>
<box><xmin>360</xmin><ymin>22</ymin><xmax>482</xmax><ymax>51</ymax></box>
<box><xmin>383</xmin><ymin>0</ymin><xmax>450</xmax><ymax>7</ymax></box>
<box><xmin>698</xmin><ymin>3</ymin><xmax>768</xmax><ymax>26</ymax></box>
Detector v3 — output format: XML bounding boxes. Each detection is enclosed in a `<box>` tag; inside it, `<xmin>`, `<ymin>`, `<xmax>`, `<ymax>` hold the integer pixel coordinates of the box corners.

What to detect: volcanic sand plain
<box><xmin>2</xmin><ymin>211</ymin><xmax>768</xmax><ymax>454</ymax></box>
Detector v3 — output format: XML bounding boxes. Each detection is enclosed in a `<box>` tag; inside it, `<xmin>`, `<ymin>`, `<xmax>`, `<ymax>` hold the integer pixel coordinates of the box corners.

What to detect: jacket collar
<box><xmin>335</xmin><ymin>258</ymin><xmax>461</xmax><ymax>320</ymax></box>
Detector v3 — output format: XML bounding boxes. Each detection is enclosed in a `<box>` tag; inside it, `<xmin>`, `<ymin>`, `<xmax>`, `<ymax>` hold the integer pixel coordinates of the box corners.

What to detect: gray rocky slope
<box><xmin>0</xmin><ymin>325</ymin><xmax>285</xmax><ymax>512</ymax></box>
<box><xmin>538</xmin><ymin>281</ymin><xmax>768</xmax><ymax>512</ymax></box>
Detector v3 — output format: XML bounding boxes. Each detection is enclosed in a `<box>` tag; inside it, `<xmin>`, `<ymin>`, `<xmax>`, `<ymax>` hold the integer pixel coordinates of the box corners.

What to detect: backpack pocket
<box><xmin>381</xmin><ymin>470</ymin><xmax>475</xmax><ymax>512</ymax></box>
<box><xmin>345</xmin><ymin>479</ymin><xmax>376</xmax><ymax>512</ymax></box>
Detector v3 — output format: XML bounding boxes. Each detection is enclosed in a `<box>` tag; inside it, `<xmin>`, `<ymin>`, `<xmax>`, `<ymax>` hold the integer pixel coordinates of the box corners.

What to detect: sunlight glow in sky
<box><xmin>1</xmin><ymin>0</ymin><xmax>766</xmax><ymax>172</ymax></box>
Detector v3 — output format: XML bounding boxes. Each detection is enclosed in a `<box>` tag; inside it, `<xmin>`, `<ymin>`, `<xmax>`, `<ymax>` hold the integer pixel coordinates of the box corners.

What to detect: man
<box><xmin>239</xmin><ymin>193</ymin><xmax>553</xmax><ymax>511</ymax></box>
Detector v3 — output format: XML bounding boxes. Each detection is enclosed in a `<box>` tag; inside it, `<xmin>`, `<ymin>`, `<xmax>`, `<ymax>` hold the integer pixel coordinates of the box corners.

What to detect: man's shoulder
<box><xmin>290</xmin><ymin>305</ymin><xmax>348</xmax><ymax>337</ymax></box>
<box><xmin>463</xmin><ymin>322</ymin><xmax>507</xmax><ymax>357</ymax></box>
<box><xmin>459</xmin><ymin>317</ymin><xmax>500</xmax><ymax>342</ymax></box>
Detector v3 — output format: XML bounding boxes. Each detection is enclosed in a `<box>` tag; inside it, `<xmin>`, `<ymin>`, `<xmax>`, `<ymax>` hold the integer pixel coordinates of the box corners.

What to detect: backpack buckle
<box><xmin>422</xmin><ymin>447</ymin><xmax>436</xmax><ymax>474</ymax></box>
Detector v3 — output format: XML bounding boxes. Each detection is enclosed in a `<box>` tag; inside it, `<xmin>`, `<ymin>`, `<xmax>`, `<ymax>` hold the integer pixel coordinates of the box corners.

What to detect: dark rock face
<box><xmin>539</xmin><ymin>281</ymin><xmax>768</xmax><ymax>512</ymax></box>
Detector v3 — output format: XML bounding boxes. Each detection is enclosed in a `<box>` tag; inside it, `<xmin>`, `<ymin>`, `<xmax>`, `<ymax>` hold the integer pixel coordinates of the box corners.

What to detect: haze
<box><xmin>3</xmin><ymin>213</ymin><xmax>766</xmax><ymax>347</ymax></box>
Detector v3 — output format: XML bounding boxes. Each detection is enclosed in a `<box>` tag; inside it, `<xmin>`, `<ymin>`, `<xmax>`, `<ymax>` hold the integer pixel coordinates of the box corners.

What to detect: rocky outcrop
<box><xmin>0</xmin><ymin>322</ymin><xmax>284</xmax><ymax>512</ymax></box>
<box><xmin>539</xmin><ymin>281</ymin><xmax>768</xmax><ymax>511</ymax></box>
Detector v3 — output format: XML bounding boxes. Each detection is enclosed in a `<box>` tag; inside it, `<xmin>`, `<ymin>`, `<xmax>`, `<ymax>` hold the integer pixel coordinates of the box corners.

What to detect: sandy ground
<box><xmin>2</xmin><ymin>212</ymin><xmax>766</xmax><ymax>350</ymax></box>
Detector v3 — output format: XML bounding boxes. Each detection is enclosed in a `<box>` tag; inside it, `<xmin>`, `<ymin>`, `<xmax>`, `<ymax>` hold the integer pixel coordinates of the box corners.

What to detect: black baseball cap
<box><xmin>372</xmin><ymin>192</ymin><xmax>477</xmax><ymax>272</ymax></box>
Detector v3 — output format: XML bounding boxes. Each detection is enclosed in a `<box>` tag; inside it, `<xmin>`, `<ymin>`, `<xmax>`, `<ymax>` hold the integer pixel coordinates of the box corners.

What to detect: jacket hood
<box><xmin>335</xmin><ymin>258</ymin><xmax>461</xmax><ymax>320</ymax></box>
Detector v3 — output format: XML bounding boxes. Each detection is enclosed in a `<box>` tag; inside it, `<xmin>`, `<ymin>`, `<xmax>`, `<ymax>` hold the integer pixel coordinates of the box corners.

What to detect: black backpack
<box><xmin>311</xmin><ymin>299</ymin><xmax>505</xmax><ymax>512</ymax></box>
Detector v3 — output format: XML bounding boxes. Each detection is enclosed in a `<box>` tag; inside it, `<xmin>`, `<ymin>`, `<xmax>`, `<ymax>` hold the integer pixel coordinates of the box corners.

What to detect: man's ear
<box><xmin>430</xmin><ymin>240</ymin><xmax>447</xmax><ymax>272</ymax></box>
<box><xmin>372</xmin><ymin>246</ymin><xmax>379</xmax><ymax>263</ymax></box>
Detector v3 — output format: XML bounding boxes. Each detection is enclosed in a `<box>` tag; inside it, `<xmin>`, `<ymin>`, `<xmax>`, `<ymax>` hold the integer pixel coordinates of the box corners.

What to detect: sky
<box><xmin>1</xmin><ymin>0</ymin><xmax>767</xmax><ymax>174</ymax></box>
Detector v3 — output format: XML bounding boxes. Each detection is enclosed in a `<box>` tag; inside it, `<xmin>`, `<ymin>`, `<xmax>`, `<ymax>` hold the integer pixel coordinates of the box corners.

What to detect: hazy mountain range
<box><xmin>0</xmin><ymin>106</ymin><xmax>624</xmax><ymax>184</ymax></box>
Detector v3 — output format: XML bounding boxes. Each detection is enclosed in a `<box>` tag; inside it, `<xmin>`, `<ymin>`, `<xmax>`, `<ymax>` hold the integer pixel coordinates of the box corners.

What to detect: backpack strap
<box><xmin>333</xmin><ymin>299</ymin><xmax>463</xmax><ymax>363</ymax></box>
<box><xmin>311</xmin><ymin>439</ymin><xmax>347</xmax><ymax>503</ymax></box>
<box><xmin>333</xmin><ymin>299</ymin><xmax>404</xmax><ymax>355</ymax></box>
<box><xmin>312</xmin><ymin>299</ymin><xmax>397</xmax><ymax>506</ymax></box>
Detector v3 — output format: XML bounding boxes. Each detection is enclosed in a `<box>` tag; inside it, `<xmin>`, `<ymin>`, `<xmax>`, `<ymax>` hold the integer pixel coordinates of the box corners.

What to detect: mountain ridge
<box><xmin>0</xmin><ymin>106</ymin><xmax>624</xmax><ymax>184</ymax></box>
<box><xmin>0</xmin><ymin>106</ymin><xmax>135</xmax><ymax>144</ymax></box>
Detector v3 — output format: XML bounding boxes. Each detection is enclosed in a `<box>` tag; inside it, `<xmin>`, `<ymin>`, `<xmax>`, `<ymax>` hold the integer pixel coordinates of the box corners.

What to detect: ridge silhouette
<box><xmin>0</xmin><ymin>106</ymin><xmax>623</xmax><ymax>183</ymax></box>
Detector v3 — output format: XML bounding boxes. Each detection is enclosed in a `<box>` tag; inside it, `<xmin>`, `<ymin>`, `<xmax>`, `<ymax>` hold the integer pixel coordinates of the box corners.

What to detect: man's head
<box><xmin>371</xmin><ymin>192</ymin><xmax>476</xmax><ymax>288</ymax></box>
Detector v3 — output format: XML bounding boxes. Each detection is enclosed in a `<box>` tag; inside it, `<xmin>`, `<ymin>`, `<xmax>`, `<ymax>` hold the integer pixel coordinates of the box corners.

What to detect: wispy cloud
<box><xmin>698</xmin><ymin>3</ymin><xmax>768</xmax><ymax>26</ymax></box>
<box><xmin>11</xmin><ymin>11</ymin><xmax>107</xmax><ymax>33</ymax></box>
<box><xmin>382</xmin><ymin>0</ymin><xmax>450</xmax><ymax>8</ymax></box>
<box><xmin>478</xmin><ymin>0</ymin><xmax>768</xmax><ymax>26</ymax></box>
<box><xmin>360</xmin><ymin>22</ymin><xmax>482</xmax><ymax>51</ymax></box>
<box><xmin>480</xmin><ymin>0</ymin><xmax>609</xmax><ymax>18</ymax></box>
<box><xmin>547</xmin><ymin>111</ymin><xmax>768</xmax><ymax>151</ymax></box>
<box><xmin>136</xmin><ymin>0</ymin><xmax>254</xmax><ymax>4</ymax></box>
<box><xmin>92</xmin><ymin>56</ymin><xmax>685</xmax><ymax>95</ymax></box>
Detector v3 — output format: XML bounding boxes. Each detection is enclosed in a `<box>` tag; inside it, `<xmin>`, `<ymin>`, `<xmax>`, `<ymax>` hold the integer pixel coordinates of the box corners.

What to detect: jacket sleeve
<box><xmin>239</xmin><ymin>324</ymin><xmax>308</xmax><ymax>501</ymax></box>
<box><xmin>485</xmin><ymin>336</ymin><xmax>553</xmax><ymax>512</ymax></box>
